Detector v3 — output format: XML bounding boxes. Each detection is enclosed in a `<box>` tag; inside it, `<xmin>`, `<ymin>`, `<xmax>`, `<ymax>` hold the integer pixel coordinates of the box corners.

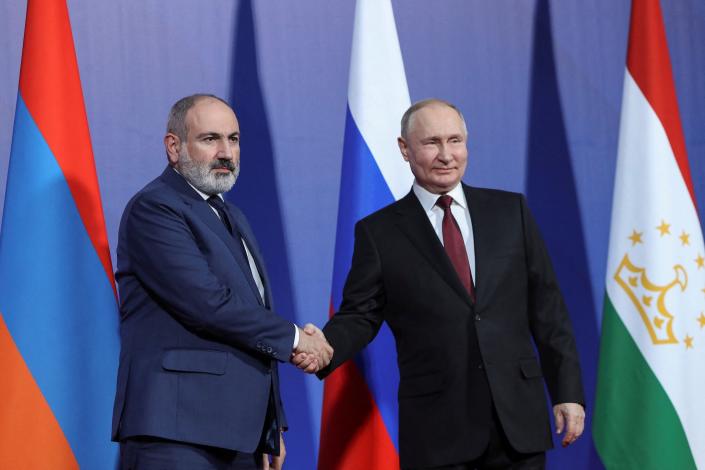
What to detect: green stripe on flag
<box><xmin>594</xmin><ymin>294</ymin><xmax>696</xmax><ymax>470</ymax></box>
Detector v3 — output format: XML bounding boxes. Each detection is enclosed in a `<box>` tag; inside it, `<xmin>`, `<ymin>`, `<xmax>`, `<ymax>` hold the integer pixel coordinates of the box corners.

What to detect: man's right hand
<box><xmin>291</xmin><ymin>323</ymin><xmax>333</xmax><ymax>373</ymax></box>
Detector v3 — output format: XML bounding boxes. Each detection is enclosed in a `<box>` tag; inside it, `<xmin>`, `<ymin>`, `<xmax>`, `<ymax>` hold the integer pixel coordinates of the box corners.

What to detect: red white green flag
<box><xmin>594</xmin><ymin>1</ymin><xmax>703</xmax><ymax>468</ymax></box>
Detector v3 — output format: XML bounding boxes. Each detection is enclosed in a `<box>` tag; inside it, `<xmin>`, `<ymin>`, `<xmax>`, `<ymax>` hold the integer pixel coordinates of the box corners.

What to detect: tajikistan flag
<box><xmin>593</xmin><ymin>0</ymin><xmax>704</xmax><ymax>468</ymax></box>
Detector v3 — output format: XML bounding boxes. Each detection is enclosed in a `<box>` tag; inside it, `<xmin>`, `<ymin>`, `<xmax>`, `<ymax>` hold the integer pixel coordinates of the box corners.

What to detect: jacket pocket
<box><xmin>519</xmin><ymin>357</ymin><xmax>543</xmax><ymax>379</ymax></box>
<box><xmin>398</xmin><ymin>373</ymin><xmax>445</xmax><ymax>399</ymax></box>
<box><xmin>162</xmin><ymin>349</ymin><xmax>227</xmax><ymax>375</ymax></box>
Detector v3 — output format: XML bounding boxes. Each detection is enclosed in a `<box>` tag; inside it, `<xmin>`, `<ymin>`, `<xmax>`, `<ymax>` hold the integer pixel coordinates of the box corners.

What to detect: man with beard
<box><xmin>111</xmin><ymin>94</ymin><xmax>332</xmax><ymax>470</ymax></box>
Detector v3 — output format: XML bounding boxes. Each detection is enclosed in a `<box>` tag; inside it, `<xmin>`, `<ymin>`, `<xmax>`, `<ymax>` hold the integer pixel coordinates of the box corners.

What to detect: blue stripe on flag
<box><xmin>0</xmin><ymin>96</ymin><xmax>119</xmax><ymax>468</ymax></box>
<box><xmin>331</xmin><ymin>105</ymin><xmax>401</xmax><ymax>450</ymax></box>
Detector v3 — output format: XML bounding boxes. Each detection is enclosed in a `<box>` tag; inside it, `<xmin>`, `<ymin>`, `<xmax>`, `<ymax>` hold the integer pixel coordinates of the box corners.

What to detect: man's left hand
<box><xmin>553</xmin><ymin>402</ymin><xmax>585</xmax><ymax>447</ymax></box>
<box><xmin>262</xmin><ymin>433</ymin><xmax>285</xmax><ymax>470</ymax></box>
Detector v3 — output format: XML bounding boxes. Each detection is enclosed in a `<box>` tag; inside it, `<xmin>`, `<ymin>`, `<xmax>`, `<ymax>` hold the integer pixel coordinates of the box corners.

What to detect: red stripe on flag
<box><xmin>0</xmin><ymin>313</ymin><xmax>78</xmax><ymax>468</ymax></box>
<box><xmin>626</xmin><ymin>0</ymin><xmax>696</xmax><ymax>207</ymax></box>
<box><xmin>319</xmin><ymin>361</ymin><xmax>399</xmax><ymax>470</ymax></box>
<box><xmin>17</xmin><ymin>0</ymin><xmax>116</xmax><ymax>294</ymax></box>
<box><xmin>318</xmin><ymin>302</ymin><xmax>398</xmax><ymax>470</ymax></box>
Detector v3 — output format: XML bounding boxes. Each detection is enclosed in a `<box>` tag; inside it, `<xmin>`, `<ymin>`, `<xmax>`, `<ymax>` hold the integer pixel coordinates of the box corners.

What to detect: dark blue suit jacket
<box><xmin>111</xmin><ymin>167</ymin><xmax>294</xmax><ymax>453</ymax></box>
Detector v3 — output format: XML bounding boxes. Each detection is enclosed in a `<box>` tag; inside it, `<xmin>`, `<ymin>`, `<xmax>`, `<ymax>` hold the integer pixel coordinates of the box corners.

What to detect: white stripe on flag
<box><xmin>347</xmin><ymin>0</ymin><xmax>413</xmax><ymax>200</ymax></box>
<box><xmin>605</xmin><ymin>70</ymin><xmax>705</xmax><ymax>466</ymax></box>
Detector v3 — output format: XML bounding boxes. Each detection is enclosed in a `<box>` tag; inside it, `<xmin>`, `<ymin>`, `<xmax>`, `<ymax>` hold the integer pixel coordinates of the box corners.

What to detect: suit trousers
<box><xmin>405</xmin><ymin>408</ymin><xmax>546</xmax><ymax>470</ymax></box>
<box><xmin>120</xmin><ymin>437</ymin><xmax>260</xmax><ymax>470</ymax></box>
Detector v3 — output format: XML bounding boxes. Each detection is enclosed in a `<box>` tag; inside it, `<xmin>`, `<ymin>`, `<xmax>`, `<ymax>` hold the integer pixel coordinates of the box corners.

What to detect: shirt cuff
<box><xmin>293</xmin><ymin>324</ymin><xmax>300</xmax><ymax>350</ymax></box>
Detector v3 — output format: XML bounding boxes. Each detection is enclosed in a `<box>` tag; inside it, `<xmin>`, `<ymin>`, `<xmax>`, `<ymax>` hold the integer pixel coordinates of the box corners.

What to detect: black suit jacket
<box><xmin>319</xmin><ymin>185</ymin><xmax>584</xmax><ymax>468</ymax></box>
<box><xmin>111</xmin><ymin>167</ymin><xmax>294</xmax><ymax>453</ymax></box>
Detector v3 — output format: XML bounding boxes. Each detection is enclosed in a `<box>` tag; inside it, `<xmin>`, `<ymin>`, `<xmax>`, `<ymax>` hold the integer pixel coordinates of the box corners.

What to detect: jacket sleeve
<box><xmin>120</xmin><ymin>193</ymin><xmax>295</xmax><ymax>361</ymax></box>
<box><xmin>318</xmin><ymin>219</ymin><xmax>386</xmax><ymax>378</ymax></box>
<box><xmin>520</xmin><ymin>194</ymin><xmax>585</xmax><ymax>406</ymax></box>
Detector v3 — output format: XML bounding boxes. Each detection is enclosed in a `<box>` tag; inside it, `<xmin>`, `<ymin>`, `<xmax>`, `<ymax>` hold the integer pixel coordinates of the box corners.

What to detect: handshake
<box><xmin>290</xmin><ymin>323</ymin><xmax>333</xmax><ymax>373</ymax></box>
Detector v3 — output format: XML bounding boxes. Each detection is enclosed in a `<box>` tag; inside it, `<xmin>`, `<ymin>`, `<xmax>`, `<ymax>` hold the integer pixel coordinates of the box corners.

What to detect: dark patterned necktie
<box><xmin>207</xmin><ymin>195</ymin><xmax>264</xmax><ymax>304</ymax></box>
<box><xmin>207</xmin><ymin>195</ymin><xmax>233</xmax><ymax>234</ymax></box>
<box><xmin>436</xmin><ymin>195</ymin><xmax>475</xmax><ymax>301</ymax></box>
<box><xmin>207</xmin><ymin>196</ymin><xmax>248</xmax><ymax>260</ymax></box>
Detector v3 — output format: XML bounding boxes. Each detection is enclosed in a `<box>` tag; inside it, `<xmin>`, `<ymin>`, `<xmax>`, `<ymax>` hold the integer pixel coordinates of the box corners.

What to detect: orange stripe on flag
<box><xmin>0</xmin><ymin>313</ymin><xmax>78</xmax><ymax>469</ymax></box>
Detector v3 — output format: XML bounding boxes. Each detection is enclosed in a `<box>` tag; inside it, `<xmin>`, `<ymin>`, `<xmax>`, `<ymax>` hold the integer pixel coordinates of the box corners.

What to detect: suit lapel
<box><xmin>393</xmin><ymin>191</ymin><xmax>474</xmax><ymax>306</ymax></box>
<box><xmin>224</xmin><ymin>205</ymin><xmax>271</xmax><ymax>308</ymax></box>
<box><xmin>198</xmin><ymin>201</ymin><xmax>265</xmax><ymax>305</ymax></box>
<box><xmin>465</xmin><ymin>185</ymin><xmax>491</xmax><ymax>310</ymax></box>
<box><xmin>159</xmin><ymin>167</ymin><xmax>264</xmax><ymax>305</ymax></box>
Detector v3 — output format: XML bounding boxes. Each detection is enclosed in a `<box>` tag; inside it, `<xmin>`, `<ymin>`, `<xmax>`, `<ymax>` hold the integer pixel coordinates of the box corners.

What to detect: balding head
<box><xmin>166</xmin><ymin>94</ymin><xmax>232</xmax><ymax>142</ymax></box>
<box><xmin>400</xmin><ymin>98</ymin><xmax>467</xmax><ymax>140</ymax></box>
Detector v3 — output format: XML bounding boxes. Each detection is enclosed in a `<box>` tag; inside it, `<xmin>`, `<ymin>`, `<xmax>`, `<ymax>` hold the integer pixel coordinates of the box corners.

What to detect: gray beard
<box><xmin>177</xmin><ymin>150</ymin><xmax>239</xmax><ymax>195</ymax></box>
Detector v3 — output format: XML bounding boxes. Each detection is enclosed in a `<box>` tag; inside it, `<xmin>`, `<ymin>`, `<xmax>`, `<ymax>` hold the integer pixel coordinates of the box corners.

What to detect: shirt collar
<box><xmin>412</xmin><ymin>181</ymin><xmax>468</xmax><ymax>212</ymax></box>
<box><xmin>172</xmin><ymin>167</ymin><xmax>223</xmax><ymax>202</ymax></box>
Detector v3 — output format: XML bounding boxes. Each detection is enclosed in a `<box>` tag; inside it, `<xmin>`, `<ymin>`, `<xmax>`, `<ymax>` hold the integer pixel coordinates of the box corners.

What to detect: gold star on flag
<box><xmin>696</xmin><ymin>254</ymin><xmax>705</xmax><ymax>269</ymax></box>
<box><xmin>698</xmin><ymin>313</ymin><xmax>705</xmax><ymax>329</ymax></box>
<box><xmin>684</xmin><ymin>335</ymin><xmax>694</xmax><ymax>349</ymax></box>
<box><xmin>679</xmin><ymin>231</ymin><xmax>691</xmax><ymax>246</ymax></box>
<box><xmin>657</xmin><ymin>220</ymin><xmax>671</xmax><ymax>236</ymax></box>
<box><xmin>628</xmin><ymin>230</ymin><xmax>643</xmax><ymax>246</ymax></box>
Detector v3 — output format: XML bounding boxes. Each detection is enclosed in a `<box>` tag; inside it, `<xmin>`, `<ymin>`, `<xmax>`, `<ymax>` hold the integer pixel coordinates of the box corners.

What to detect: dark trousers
<box><xmin>407</xmin><ymin>409</ymin><xmax>546</xmax><ymax>470</ymax></box>
<box><xmin>120</xmin><ymin>437</ymin><xmax>260</xmax><ymax>470</ymax></box>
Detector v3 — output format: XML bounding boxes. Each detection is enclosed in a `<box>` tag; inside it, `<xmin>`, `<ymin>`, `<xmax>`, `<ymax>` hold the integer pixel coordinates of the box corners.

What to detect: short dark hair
<box><xmin>400</xmin><ymin>98</ymin><xmax>467</xmax><ymax>139</ymax></box>
<box><xmin>166</xmin><ymin>94</ymin><xmax>231</xmax><ymax>141</ymax></box>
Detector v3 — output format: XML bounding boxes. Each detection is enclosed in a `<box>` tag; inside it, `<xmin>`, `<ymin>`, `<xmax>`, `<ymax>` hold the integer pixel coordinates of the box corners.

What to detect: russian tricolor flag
<box><xmin>0</xmin><ymin>0</ymin><xmax>119</xmax><ymax>468</ymax></box>
<box><xmin>319</xmin><ymin>0</ymin><xmax>412</xmax><ymax>468</ymax></box>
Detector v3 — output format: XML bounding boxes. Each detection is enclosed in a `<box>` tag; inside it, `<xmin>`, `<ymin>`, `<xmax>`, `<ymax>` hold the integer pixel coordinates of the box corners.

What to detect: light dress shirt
<box><xmin>412</xmin><ymin>181</ymin><xmax>476</xmax><ymax>283</ymax></box>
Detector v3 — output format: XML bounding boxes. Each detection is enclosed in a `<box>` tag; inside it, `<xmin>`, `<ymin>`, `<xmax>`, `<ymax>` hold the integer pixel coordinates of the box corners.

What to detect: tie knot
<box><xmin>436</xmin><ymin>195</ymin><xmax>453</xmax><ymax>210</ymax></box>
<box><xmin>207</xmin><ymin>195</ymin><xmax>235</xmax><ymax>235</ymax></box>
<box><xmin>207</xmin><ymin>195</ymin><xmax>226</xmax><ymax>210</ymax></box>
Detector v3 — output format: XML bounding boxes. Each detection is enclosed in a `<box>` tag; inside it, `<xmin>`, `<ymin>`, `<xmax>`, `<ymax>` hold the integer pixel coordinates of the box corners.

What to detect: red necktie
<box><xmin>436</xmin><ymin>195</ymin><xmax>475</xmax><ymax>301</ymax></box>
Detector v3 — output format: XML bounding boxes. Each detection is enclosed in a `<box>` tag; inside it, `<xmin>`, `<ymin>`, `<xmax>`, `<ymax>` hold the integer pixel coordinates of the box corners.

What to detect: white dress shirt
<box><xmin>412</xmin><ymin>181</ymin><xmax>476</xmax><ymax>283</ymax></box>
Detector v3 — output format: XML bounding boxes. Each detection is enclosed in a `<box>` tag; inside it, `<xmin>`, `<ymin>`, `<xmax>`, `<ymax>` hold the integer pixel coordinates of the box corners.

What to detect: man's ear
<box><xmin>164</xmin><ymin>133</ymin><xmax>181</xmax><ymax>166</ymax></box>
<box><xmin>398</xmin><ymin>137</ymin><xmax>409</xmax><ymax>161</ymax></box>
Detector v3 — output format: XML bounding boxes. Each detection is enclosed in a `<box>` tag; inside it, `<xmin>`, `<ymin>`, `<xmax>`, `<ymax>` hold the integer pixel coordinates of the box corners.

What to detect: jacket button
<box><xmin>478</xmin><ymin>364</ymin><xmax>484</xmax><ymax>369</ymax></box>
<box><xmin>475</xmin><ymin>314</ymin><xmax>481</xmax><ymax>321</ymax></box>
